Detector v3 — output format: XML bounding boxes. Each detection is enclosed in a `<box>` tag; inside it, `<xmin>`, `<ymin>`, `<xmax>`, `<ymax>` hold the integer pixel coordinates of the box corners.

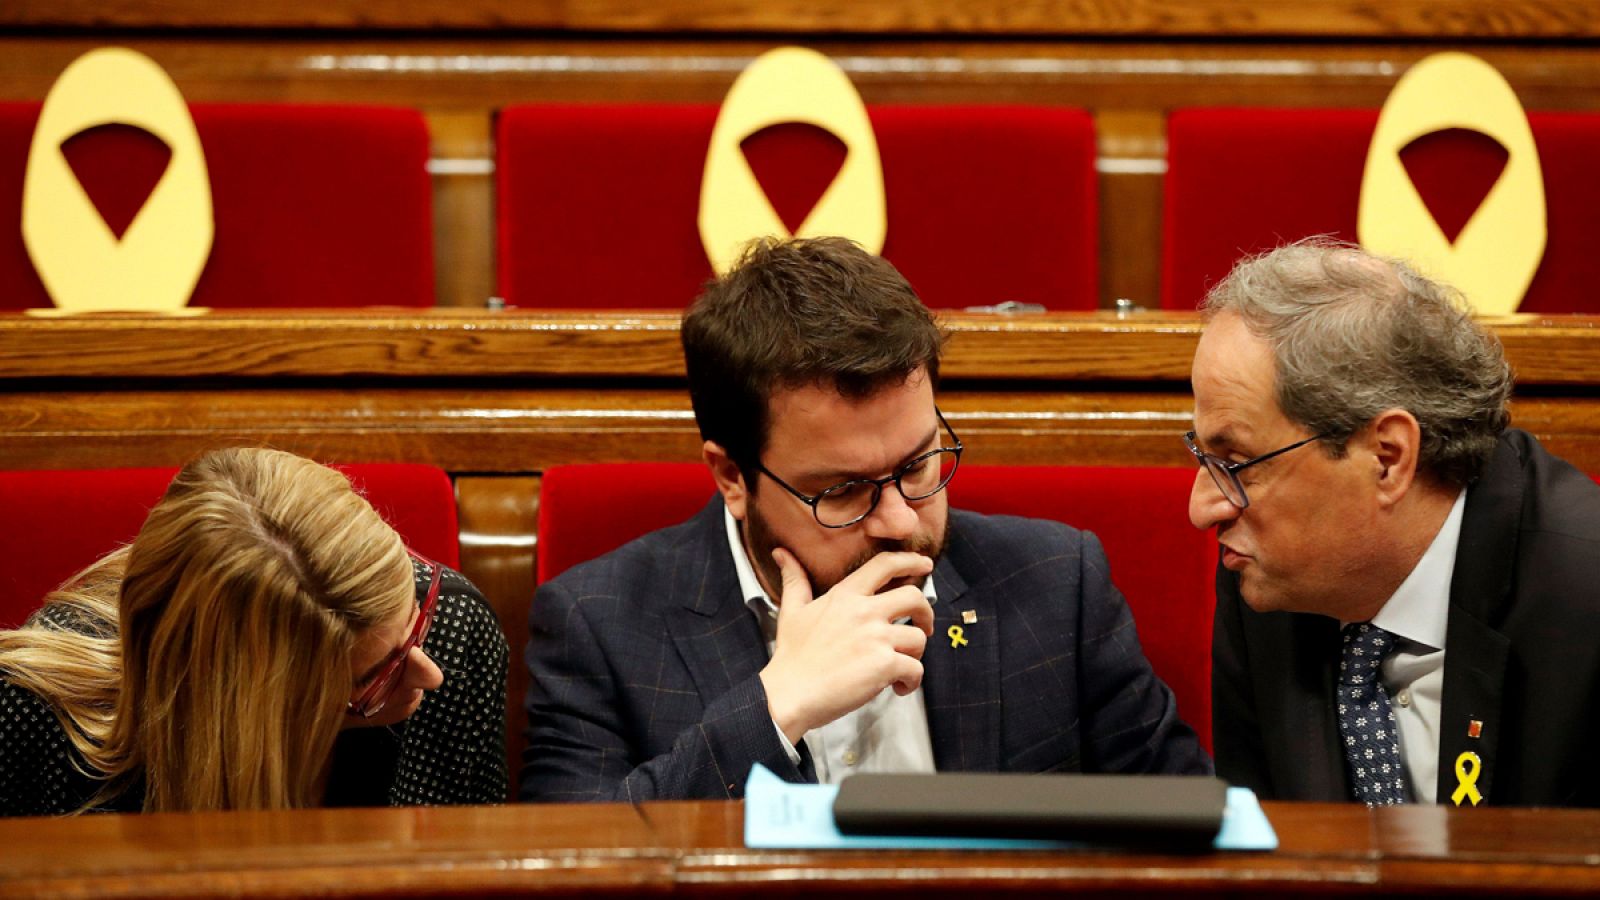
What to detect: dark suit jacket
<box><xmin>521</xmin><ymin>501</ymin><xmax>1210</xmax><ymax>801</ymax></box>
<box><xmin>1214</xmin><ymin>429</ymin><xmax>1600</xmax><ymax>806</ymax></box>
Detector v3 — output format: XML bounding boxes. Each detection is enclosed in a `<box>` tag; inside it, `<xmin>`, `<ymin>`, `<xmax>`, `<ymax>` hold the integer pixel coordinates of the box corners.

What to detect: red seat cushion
<box><xmin>1162</xmin><ymin>107</ymin><xmax>1600</xmax><ymax>313</ymax></box>
<box><xmin>536</xmin><ymin>462</ymin><xmax>1215</xmax><ymax>751</ymax></box>
<box><xmin>497</xmin><ymin>104</ymin><xmax>1098</xmax><ymax>310</ymax></box>
<box><xmin>0</xmin><ymin>462</ymin><xmax>459</xmax><ymax>629</ymax></box>
<box><xmin>0</xmin><ymin>103</ymin><xmax>435</xmax><ymax>309</ymax></box>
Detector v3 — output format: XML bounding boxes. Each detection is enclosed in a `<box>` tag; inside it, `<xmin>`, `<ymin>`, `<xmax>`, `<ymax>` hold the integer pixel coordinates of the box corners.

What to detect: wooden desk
<box><xmin>3</xmin><ymin>800</ymin><xmax>1598</xmax><ymax>898</ymax></box>
<box><xmin>5</xmin><ymin>309</ymin><xmax>1600</xmax><ymax>467</ymax></box>
<box><xmin>648</xmin><ymin>800</ymin><xmax>1600</xmax><ymax>896</ymax></box>
<box><xmin>0</xmin><ymin>802</ymin><xmax>673</xmax><ymax>898</ymax></box>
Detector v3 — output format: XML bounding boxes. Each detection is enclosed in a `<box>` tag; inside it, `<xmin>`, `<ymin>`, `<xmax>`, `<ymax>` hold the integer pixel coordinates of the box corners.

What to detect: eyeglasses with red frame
<box><xmin>346</xmin><ymin>551</ymin><xmax>441</xmax><ymax>719</ymax></box>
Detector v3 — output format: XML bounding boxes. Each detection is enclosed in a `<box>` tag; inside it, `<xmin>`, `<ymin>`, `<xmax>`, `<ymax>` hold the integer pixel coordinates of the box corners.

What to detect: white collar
<box><xmin>1368</xmin><ymin>490</ymin><xmax>1466</xmax><ymax>652</ymax></box>
<box><xmin>722</xmin><ymin>506</ymin><xmax>937</xmax><ymax>624</ymax></box>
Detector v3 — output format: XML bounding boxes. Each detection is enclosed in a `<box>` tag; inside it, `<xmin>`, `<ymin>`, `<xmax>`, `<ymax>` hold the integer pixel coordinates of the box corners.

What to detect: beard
<box><xmin>743</xmin><ymin>500</ymin><xmax>949</xmax><ymax>600</ymax></box>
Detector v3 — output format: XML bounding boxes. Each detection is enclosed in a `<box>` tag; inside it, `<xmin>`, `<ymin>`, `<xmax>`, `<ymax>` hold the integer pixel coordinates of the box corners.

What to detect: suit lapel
<box><xmin>663</xmin><ymin>502</ymin><xmax>771</xmax><ymax>716</ymax></box>
<box><xmin>1284</xmin><ymin>612</ymin><xmax>1349</xmax><ymax>800</ymax></box>
<box><xmin>1435</xmin><ymin>608</ymin><xmax>1509</xmax><ymax>805</ymax></box>
<box><xmin>661</xmin><ymin>500</ymin><xmax>814</xmax><ymax>781</ymax></box>
<box><xmin>1435</xmin><ymin>437</ymin><xmax>1522</xmax><ymax>805</ymax></box>
<box><xmin>923</xmin><ymin>545</ymin><xmax>1002</xmax><ymax>771</ymax></box>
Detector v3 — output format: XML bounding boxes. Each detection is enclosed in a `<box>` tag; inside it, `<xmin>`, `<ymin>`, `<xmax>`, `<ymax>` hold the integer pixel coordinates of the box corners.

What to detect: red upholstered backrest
<box><xmin>535</xmin><ymin>463</ymin><xmax>717</xmax><ymax>585</ymax></box>
<box><xmin>0</xmin><ymin>463</ymin><xmax>459</xmax><ymax>630</ymax></box>
<box><xmin>536</xmin><ymin>462</ymin><xmax>1216</xmax><ymax>751</ymax></box>
<box><xmin>497</xmin><ymin>104</ymin><xmax>1098</xmax><ymax>310</ymax></box>
<box><xmin>1162</xmin><ymin>108</ymin><xmax>1600</xmax><ymax>313</ymax></box>
<box><xmin>0</xmin><ymin>103</ymin><xmax>435</xmax><ymax>309</ymax></box>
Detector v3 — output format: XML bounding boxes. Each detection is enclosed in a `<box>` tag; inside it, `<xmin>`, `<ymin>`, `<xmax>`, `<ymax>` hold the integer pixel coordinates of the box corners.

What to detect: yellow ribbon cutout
<box><xmin>1452</xmin><ymin>751</ymin><xmax>1483</xmax><ymax>806</ymax></box>
<box><xmin>22</xmin><ymin>47</ymin><xmax>213</xmax><ymax>315</ymax></box>
<box><xmin>947</xmin><ymin>625</ymin><xmax>968</xmax><ymax>649</ymax></box>
<box><xmin>698</xmin><ymin>46</ymin><xmax>886</xmax><ymax>275</ymax></box>
<box><xmin>1358</xmin><ymin>51</ymin><xmax>1546</xmax><ymax>316</ymax></box>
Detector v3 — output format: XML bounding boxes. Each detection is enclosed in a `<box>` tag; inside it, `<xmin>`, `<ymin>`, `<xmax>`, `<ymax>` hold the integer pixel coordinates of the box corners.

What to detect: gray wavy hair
<box><xmin>1201</xmin><ymin>239</ymin><xmax>1512</xmax><ymax>488</ymax></box>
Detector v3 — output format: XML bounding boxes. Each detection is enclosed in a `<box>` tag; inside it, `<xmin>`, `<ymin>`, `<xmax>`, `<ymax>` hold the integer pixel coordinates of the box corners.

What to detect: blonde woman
<box><xmin>0</xmin><ymin>448</ymin><xmax>508</xmax><ymax>815</ymax></box>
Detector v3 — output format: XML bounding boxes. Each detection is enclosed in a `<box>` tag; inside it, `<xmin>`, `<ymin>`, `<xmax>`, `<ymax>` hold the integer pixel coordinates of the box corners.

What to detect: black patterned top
<box><xmin>0</xmin><ymin>561</ymin><xmax>509</xmax><ymax>816</ymax></box>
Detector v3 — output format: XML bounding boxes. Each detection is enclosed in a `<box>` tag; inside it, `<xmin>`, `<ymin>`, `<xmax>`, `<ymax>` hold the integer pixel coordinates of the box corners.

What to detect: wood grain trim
<box><xmin>5</xmin><ymin>311</ymin><xmax>1600</xmax><ymax>384</ymax></box>
<box><xmin>2</xmin><ymin>387</ymin><xmax>1596</xmax><ymax>472</ymax></box>
<box><xmin>4</xmin><ymin>0</ymin><xmax>1599</xmax><ymax>39</ymax></box>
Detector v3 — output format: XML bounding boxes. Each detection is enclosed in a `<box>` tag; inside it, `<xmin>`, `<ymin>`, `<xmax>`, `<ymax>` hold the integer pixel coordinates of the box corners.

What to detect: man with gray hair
<box><xmin>1187</xmin><ymin>239</ymin><xmax>1600</xmax><ymax>807</ymax></box>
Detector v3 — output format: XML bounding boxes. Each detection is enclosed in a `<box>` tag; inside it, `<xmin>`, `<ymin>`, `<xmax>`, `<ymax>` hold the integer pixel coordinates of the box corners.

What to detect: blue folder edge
<box><xmin>743</xmin><ymin>763</ymin><xmax>1279</xmax><ymax>851</ymax></box>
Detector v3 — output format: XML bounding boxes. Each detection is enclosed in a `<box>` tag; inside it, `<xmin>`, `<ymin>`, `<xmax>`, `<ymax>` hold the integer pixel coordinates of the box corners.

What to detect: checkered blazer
<box><xmin>520</xmin><ymin>499</ymin><xmax>1210</xmax><ymax>802</ymax></box>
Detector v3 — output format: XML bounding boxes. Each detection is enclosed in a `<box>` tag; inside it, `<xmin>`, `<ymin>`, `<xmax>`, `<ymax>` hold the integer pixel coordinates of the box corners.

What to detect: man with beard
<box><xmin>520</xmin><ymin>237</ymin><xmax>1209</xmax><ymax>802</ymax></box>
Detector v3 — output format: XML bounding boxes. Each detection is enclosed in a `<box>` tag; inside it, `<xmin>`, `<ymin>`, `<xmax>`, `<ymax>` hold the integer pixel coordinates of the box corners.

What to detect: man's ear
<box><xmin>703</xmin><ymin>441</ymin><xmax>750</xmax><ymax>520</ymax></box>
<box><xmin>1364</xmin><ymin>408</ymin><xmax>1423</xmax><ymax>509</ymax></box>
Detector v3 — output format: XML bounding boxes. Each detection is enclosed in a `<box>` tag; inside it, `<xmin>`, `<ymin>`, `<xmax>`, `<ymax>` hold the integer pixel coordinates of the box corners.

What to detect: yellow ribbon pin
<box><xmin>947</xmin><ymin>625</ymin><xmax>968</xmax><ymax>649</ymax></box>
<box><xmin>1452</xmin><ymin>751</ymin><xmax>1483</xmax><ymax>806</ymax></box>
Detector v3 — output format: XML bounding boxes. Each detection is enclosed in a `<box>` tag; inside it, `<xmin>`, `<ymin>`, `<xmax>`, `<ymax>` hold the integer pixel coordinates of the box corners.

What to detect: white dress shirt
<box><xmin>724</xmin><ymin>507</ymin><xmax>938</xmax><ymax>783</ymax></box>
<box><xmin>1362</xmin><ymin>490</ymin><xmax>1466</xmax><ymax>804</ymax></box>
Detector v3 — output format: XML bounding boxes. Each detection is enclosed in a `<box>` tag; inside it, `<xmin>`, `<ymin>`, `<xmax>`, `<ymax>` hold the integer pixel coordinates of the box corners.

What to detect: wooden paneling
<box><xmin>1096</xmin><ymin>110</ymin><xmax>1167</xmax><ymax>311</ymax></box>
<box><xmin>6</xmin><ymin>311</ymin><xmax>1600</xmax><ymax>385</ymax></box>
<box><xmin>8</xmin><ymin>39</ymin><xmax>1600</xmax><ymax>111</ymax></box>
<box><xmin>5</xmin><ymin>0</ymin><xmax>1600</xmax><ymax>39</ymax></box>
<box><xmin>425</xmin><ymin>111</ymin><xmax>497</xmax><ymax>309</ymax></box>
<box><xmin>3</xmin><ymin>313</ymin><xmax>1600</xmax><ymax>478</ymax></box>
<box><xmin>1</xmin><ymin>388</ymin><xmax>1596</xmax><ymax>474</ymax></box>
<box><xmin>455</xmin><ymin>474</ymin><xmax>541</xmax><ymax>797</ymax></box>
<box><xmin>0</xmin><ymin>385</ymin><xmax>1209</xmax><ymax>471</ymax></box>
<box><xmin>0</xmin><ymin>387</ymin><xmax>698</xmax><ymax>472</ymax></box>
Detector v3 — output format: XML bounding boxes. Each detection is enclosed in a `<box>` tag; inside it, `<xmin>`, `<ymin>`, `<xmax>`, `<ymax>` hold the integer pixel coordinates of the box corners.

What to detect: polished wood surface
<box><xmin>0</xmin><ymin>802</ymin><xmax>670</xmax><ymax>898</ymax></box>
<box><xmin>652</xmin><ymin>800</ymin><xmax>1600</xmax><ymax>896</ymax></box>
<box><xmin>6</xmin><ymin>0</ymin><xmax>1600</xmax><ymax>39</ymax></box>
<box><xmin>7</xmin><ymin>310</ymin><xmax>1600</xmax><ymax>384</ymax></box>
<box><xmin>456</xmin><ymin>474</ymin><xmax>542</xmax><ymax>791</ymax></box>
<box><xmin>4</xmin><ymin>313</ymin><xmax>1600</xmax><ymax>475</ymax></box>
<box><xmin>3</xmin><ymin>799</ymin><xmax>1599</xmax><ymax>898</ymax></box>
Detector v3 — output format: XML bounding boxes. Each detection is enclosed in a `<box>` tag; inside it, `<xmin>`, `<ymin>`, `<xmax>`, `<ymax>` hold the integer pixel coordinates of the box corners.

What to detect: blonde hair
<box><xmin>0</xmin><ymin>448</ymin><xmax>413</xmax><ymax>812</ymax></box>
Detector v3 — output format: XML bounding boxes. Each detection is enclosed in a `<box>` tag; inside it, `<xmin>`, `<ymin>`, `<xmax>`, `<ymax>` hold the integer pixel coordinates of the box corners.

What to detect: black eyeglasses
<box><xmin>757</xmin><ymin>409</ymin><xmax>963</xmax><ymax>528</ymax></box>
<box><xmin>1183</xmin><ymin>430</ymin><xmax>1325</xmax><ymax>510</ymax></box>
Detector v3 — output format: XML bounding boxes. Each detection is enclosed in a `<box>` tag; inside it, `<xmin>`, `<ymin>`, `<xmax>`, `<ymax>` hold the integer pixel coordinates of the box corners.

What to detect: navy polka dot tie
<box><xmin>1337</xmin><ymin>623</ymin><xmax>1409</xmax><ymax>806</ymax></box>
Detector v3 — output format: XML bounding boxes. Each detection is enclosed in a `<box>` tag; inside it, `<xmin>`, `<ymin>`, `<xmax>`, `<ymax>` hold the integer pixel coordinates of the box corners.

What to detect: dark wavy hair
<box><xmin>681</xmin><ymin>237</ymin><xmax>946</xmax><ymax>478</ymax></box>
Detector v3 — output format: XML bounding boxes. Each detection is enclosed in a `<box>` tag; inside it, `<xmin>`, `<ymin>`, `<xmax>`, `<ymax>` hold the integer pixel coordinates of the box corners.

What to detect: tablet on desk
<box><xmin>832</xmin><ymin>773</ymin><xmax>1228</xmax><ymax>848</ymax></box>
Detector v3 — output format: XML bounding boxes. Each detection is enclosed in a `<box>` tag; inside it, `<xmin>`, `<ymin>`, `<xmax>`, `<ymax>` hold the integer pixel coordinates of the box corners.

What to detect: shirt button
<box><xmin>842</xmin><ymin>750</ymin><xmax>859</xmax><ymax>766</ymax></box>
<box><xmin>1395</xmin><ymin>689</ymin><xmax>1411</xmax><ymax>708</ymax></box>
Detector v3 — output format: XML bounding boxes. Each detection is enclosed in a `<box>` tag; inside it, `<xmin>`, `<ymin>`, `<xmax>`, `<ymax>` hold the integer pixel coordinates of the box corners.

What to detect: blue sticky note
<box><xmin>743</xmin><ymin>764</ymin><xmax>1278</xmax><ymax>851</ymax></box>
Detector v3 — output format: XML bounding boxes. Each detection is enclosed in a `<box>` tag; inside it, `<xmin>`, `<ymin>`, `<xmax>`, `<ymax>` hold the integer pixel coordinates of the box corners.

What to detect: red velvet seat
<box><xmin>0</xmin><ymin>103</ymin><xmax>435</xmax><ymax>309</ymax></box>
<box><xmin>0</xmin><ymin>463</ymin><xmax>460</xmax><ymax>630</ymax></box>
<box><xmin>536</xmin><ymin>462</ymin><xmax>1216</xmax><ymax>751</ymax></box>
<box><xmin>497</xmin><ymin>104</ymin><xmax>1099</xmax><ymax>310</ymax></box>
<box><xmin>1161</xmin><ymin>107</ymin><xmax>1600</xmax><ymax>313</ymax></box>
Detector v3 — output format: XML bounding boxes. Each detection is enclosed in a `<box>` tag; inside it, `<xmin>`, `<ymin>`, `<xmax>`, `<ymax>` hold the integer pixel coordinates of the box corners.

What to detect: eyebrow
<box><xmin>1197</xmin><ymin>426</ymin><xmax>1244</xmax><ymax>456</ymax></box>
<box><xmin>797</xmin><ymin>424</ymin><xmax>941</xmax><ymax>485</ymax></box>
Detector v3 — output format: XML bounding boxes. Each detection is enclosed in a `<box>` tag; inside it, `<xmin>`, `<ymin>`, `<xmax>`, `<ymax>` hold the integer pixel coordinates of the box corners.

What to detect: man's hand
<box><xmin>759</xmin><ymin>549</ymin><xmax>936</xmax><ymax>745</ymax></box>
